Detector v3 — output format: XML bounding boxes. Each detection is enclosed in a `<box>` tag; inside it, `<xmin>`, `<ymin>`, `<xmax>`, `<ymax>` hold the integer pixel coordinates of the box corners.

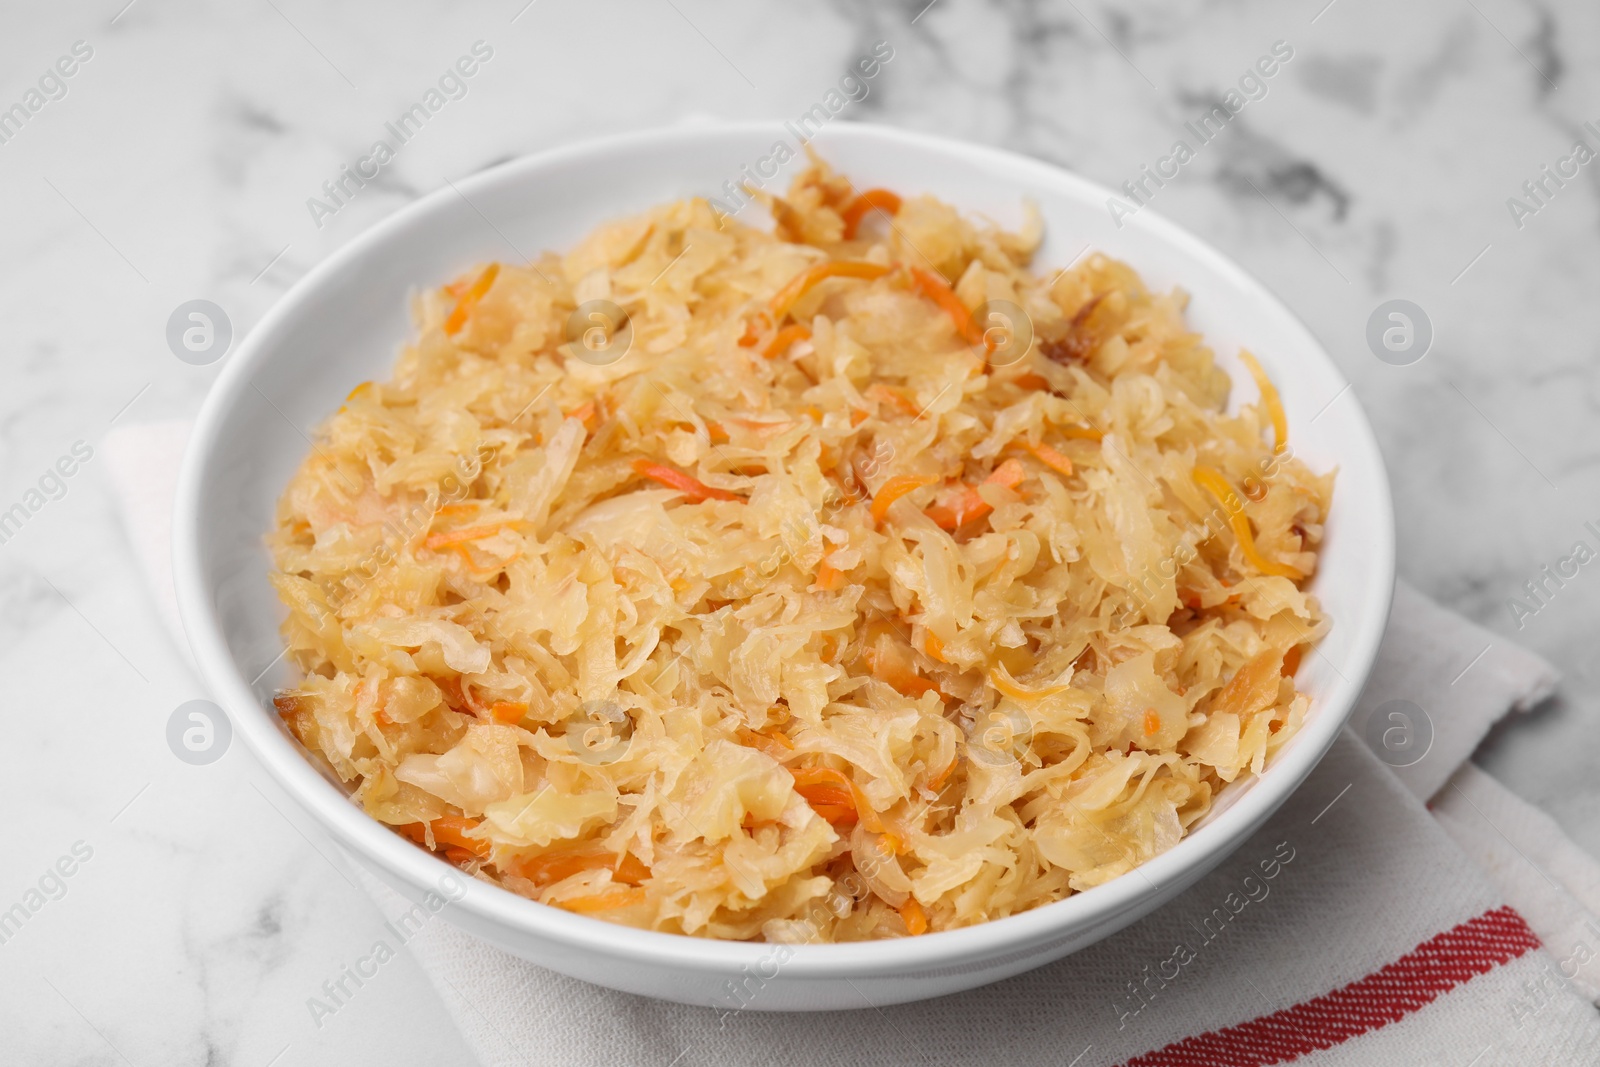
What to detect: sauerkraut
<box><xmin>267</xmin><ymin>158</ymin><xmax>1333</xmax><ymax>942</ymax></box>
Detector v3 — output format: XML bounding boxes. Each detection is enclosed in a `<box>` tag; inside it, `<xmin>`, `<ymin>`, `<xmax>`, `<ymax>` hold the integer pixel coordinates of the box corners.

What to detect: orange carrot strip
<box><xmin>1192</xmin><ymin>466</ymin><xmax>1304</xmax><ymax>580</ymax></box>
<box><xmin>924</xmin><ymin>460</ymin><xmax>1023</xmax><ymax>530</ymax></box>
<box><xmin>863</xmin><ymin>646</ymin><xmax>942</xmax><ymax>699</ymax></box>
<box><xmin>631</xmin><ymin>459</ymin><xmax>742</xmax><ymax>503</ymax></box>
<box><xmin>345</xmin><ymin>381</ymin><xmax>374</xmax><ymax>402</ymax></box>
<box><xmin>488</xmin><ymin>701</ymin><xmax>527</xmax><ymax>725</ymax></box>
<box><xmin>763</xmin><ymin>323</ymin><xmax>812</xmax><ymax>359</ymax></box>
<box><xmin>558</xmin><ymin>887</ymin><xmax>647</xmax><ymax>913</ymax></box>
<box><xmin>769</xmin><ymin>261</ymin><xmax>890</xmax><ymax>321</ymax></box>
<box><xmin>1281</xmin><ymin>645</ymin><xmax>1304</xmax><ymax>677</ymax></box>
<box><xmin>1058</xmin><ymin>423</ymin><xmax>1105</xmax><ymax>442</ymax></box>
<box><xmin>923</xmin><ymin>632</ymin><xmax>946</xmax><ymax>663</ymax></box>
<box><xmin>450</xmin><ymin>543</ymin><xmax>521</xmax><ymax>580</ymax></box>
<box><xmin>1239</xmin><ymin>350</ymin><xmax>1288</xmax><ymax>455</ymax></box>
<box><xmin>909</xmin><ymin>266</ymin><xmax>986</xmax><ymax>348</ymax></box>
<box><xmin>870</xmin><ymin>474</ymin><xmax>937</xmax><ymax>522</ymax></box>
<box><xmin>401</xmin><ymin>815</ymin><xmax>491</xmax><ymax>858</ymax></box>
<box><xmin>814</xmin><ymin>558</ymin><xmax>848</xmax><ymax>591</ymax></box>
<box><xmin>513</xmin><ymin>847</ymin><xmax>649</xmax><ymax>887</ymax></box>
<box><xmin>787</xmin><ymin>767</ymin><xmax>864</xmax><ymax>825</ymax></box>
<box><xmin>1013</xmin><ymin>372</ymin><xmax>1052</xmax><ymax>391</ymax></box>
<box><xmin>1142</xmin><ymin>709</ymin><xmax>1162</xmax><ymax>737</ymax></box>
<box><xmin>737</xmin><ymin>316</ymin><xmax>764</xmax><ymax>347</ymax></box>
<box><xmin>866</xmin><ymin>383</ymin><xmax>921</xmax><ymax>418</ymax></box>
<box><xmin>899</xmin><ymin>898</ymin><xmax>929</xmax><ymax>936</ymax></box>
<box><xmin>434</xmin><ymin>503</ymin><xmax>479</xmax><ymax>519</ymax></box>
<box><xmin>928</xmin><ymin>754</ymin><xmax>958</xmax><ymax>791</ymax></box>
<box><xmin>808</xmin><ymin>803</ymin><xmax>858</xmax><ymax>827</ymax></box>
<box><xmin>737</xmin><ymin>726</ymin><xmax>795</xmax><ymax>760</ymax></box>
<box><xmin>790</xmin><ymin>766</ymin><xmax>885</xmax><ymax>830</ymax></box>
<box><xmin>987</xmin><ymin>458</ymin><xmax>1025</xmax><ymax>490</ymax></box>
<box><xmin>444</xmin><ymin>263</ymin><xmax>500</xmax><ymax>335</ymax></box>
<box><xmin>424</xmin><ymin>523</ymin><xmax>514</xmax><ymax>551</ymax></box>
<box><xmin>924</xmin><ymin>486</ymin><xmax>987</xmax><ymax>531</ymax></box>
<box><xmin>840</xmin><ymin>188</ymin><xmax>903</xmax><ymax>240</ymax></box>
<box><xmin>1025</xmin><ymin>441</ymin><xmax>1074</xmax><ymax>478</ymax></box>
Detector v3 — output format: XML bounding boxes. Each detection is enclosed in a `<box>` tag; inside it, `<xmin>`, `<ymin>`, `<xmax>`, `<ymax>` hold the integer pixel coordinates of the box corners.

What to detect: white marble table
<box><xmin>2</xmin><ymin>0</ymin><xmax>1597</xmax><ymax>1063</ymax></box>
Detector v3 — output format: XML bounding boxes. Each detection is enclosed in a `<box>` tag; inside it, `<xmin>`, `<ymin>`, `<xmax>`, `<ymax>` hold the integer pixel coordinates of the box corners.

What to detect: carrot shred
<box><xmin>791</xmin><ymin>766</ymin><xmax>860</xmax><ymax>825</ymax></box>
<box><xmin>631</xmin><ymin>459</ymin><xmax>742</xmax><ymax>503</ymax></box>
<box><xmin>1013</xmin><ymin>372</ymin><xmax>1052</xmax><ymax>391</ymax></box>
<box><xmin>909</xmin><ymin>266</ymin><xmax>986</xmax><ymax>349</ymax></box>
<box><xmin>866</xmin><ymin>383</ymin><xmax>921</xmax><ymax>418</ymax></box>
<box><xmin>424</xmin><ymin>523</ymin><xmax>518</xmax><ymax>551</ymax></box>
<box><xmin>565</xmin><ymin>400</ymin><xmax>602</xmax><ymax>432</ymax></box>
<box><xmin>705</xmin><ymin>421</ymin><xmax>730</xmax><ymax>444</ymax></box>
<box><xmin>815</xmin><ymin>558</ymin><xmax>848</xmax><ymax>591</ymax></box>
<box><xmin>928</xmin><ymin>754</ymin><xmax>958</xmax><ymax>791</ymax></box>
<box><xmin>840</xmin><ymin>188</ymin><xmax>903</xmax><ymax>239</ymax></box>
<box><xmin>433</xmin><ymin>675</ymin><xmax>479</xmax><ymax>715</ymax></box>
<box><xmin>737</xmin><ymin>316</ymin><xmax>764</xmax><ymax>347</ymax></box>
<box><xmin>1281</xmin><ymin>645</ymin><xmax>1303</xmax><ymax>677</ymax></box>
<box><xmin>850</xmin><ymin>408</ymin><xmax>869</xmax><ymax>426</ymax></box>
<box><xmin>763</xmin><ymin>323</ymin><xmax>812</xmax><ymax>359</ymax></box>
<box><xmin>863</xmin><ymin>646</ymin><xmax>942</xmax><ymax>699</ymax></box>
<box><xmin>870</xmin><ymin>474</ymin><xmax>937</xmax><ymax>522</ymax></box>
<box><xmin>924</xmin><ymin>632</ymin><xmax>946</xmax><ymax>662</ymax></box>
<box><xmin>790</xmin><ymin>765</ymin><xmax>886</xmax><ymax>832</ymax></box>
<box><xmin>737</xmin><ymin>725</ymin><xmax>795</xmax><ymax>760</ymax></box>
<box><xmin>899</xmin><ymin>898</ymin><xmax>929</xmax><ymax>936</ymax></box>
<box><xmin>1058</xmin><ymin>423</ymin><xmax>1105</xmax><ymax>442</ymax></box>
<box><xmin>444</xmin><ymin>263</ymin><xmax>500</xmax><ymax>335</ymax></box>
<box><xmin>434</xmin><ymin>503</ymin><xmax>479</xmax><ymax>519</ymax></box>
<box><xmin>1192</xmin><ymin>465</ymin><xmax>1304</xmax><ymax>580</ymax></box>
<box><xmin>1239</xmin><ymin>350</ymin><xmax>1288</xmax><ymax>455</ymax></box>
<box><xmin>401</xmin><ymin>815</ymin><xmax>491</xmax><ymax>858</ymax></box>
<box><xmin>1025</xmin><ymin>441</ymin><xmax>1074</xmax><ymax>478</ymax></box>
<box><xmin>488</xmin><ymin>701</ymin><xmax>527</xmax><ymax>725</ymax></box>
<box><xmin>987</xmin><ymin>458</ymin><xmax>1025</xmax><ymax>489</ymax></box>
<box><xmin>345</xmin><ymin>380</ymin><xmax>374</xmax><ymax>402</ymax></box>
<box><xmin>925</xmin><ymin>459</ymin><xmax>1025</xmax><ymax>530</ymax></box>
<box><xmin>808</xmin><ymin>803</ymin><xmax>858</xmax><ymax>826</ymax></box>
<box><xmin>558</xmin><ymin>887</ymin><xmax>647</xmax><ymax>913</ymax></box>
<box><xmin>512</xmin><ymin>847</ymin><xmax>649</xmax><ymax>888</ymax></box>
<box><xmin>1142</xmin><ymin>709</ymin><xmax>1162</xmax><ymax>737</ymax></box>
<box><xmin>769</xmin><ymin>261</ymin><xmax>890</xmax><ymax>321</ymax></box>
<box><xmin>924</xmin><ymin>485</ymin><xmax>987</xmax><ymax>530</ymax></box>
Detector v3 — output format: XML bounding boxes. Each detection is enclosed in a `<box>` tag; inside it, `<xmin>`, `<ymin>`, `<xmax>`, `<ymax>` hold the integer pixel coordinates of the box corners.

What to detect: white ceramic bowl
<box><xmin>174</xmin><ymin>122</ymin><xmax>1394</xmax><ymax>1011</ymax></box>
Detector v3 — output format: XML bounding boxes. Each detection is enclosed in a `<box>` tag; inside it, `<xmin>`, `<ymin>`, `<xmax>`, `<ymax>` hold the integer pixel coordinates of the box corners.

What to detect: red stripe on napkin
<box><xmin>1122</xmin><ymin>905</ymin><xmax>1540</xmax><ymax>1067</ymax></box>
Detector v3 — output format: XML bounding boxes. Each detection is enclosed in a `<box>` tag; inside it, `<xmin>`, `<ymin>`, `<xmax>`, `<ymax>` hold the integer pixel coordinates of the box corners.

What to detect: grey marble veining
<box><xmin>2</xmin><ymin>0</ymin><xmax>1598</xmax><ymax>1063</ymax></box>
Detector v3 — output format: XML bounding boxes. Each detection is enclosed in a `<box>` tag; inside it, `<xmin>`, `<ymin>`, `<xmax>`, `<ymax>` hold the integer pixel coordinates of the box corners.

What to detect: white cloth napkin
<box><xmin>110</xmin><ymin>421</ymin><xmax>1600</xmax><ymax>1066</ymax></box>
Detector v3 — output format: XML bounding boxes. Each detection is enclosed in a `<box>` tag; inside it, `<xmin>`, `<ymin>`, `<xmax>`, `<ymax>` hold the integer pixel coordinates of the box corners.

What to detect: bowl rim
<box><xmin>173</xmin><ymin>119</ymin><xmax>1395</xmax><ymax>977</ymax></box>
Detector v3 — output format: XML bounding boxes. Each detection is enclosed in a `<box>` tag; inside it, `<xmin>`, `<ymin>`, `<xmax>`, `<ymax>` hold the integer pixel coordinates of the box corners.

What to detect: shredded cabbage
<box><xmin>268</xmin><ymin>157</ymin><xmax>1333</xmax><ymax>941</ymax></box>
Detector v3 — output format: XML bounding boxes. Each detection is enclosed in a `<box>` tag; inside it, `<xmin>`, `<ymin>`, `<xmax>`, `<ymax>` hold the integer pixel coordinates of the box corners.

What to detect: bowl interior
<box><xmin>176</xmin><ymin>122</ymin><xmax>1393</xmax><ymax>973</ymax></box>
